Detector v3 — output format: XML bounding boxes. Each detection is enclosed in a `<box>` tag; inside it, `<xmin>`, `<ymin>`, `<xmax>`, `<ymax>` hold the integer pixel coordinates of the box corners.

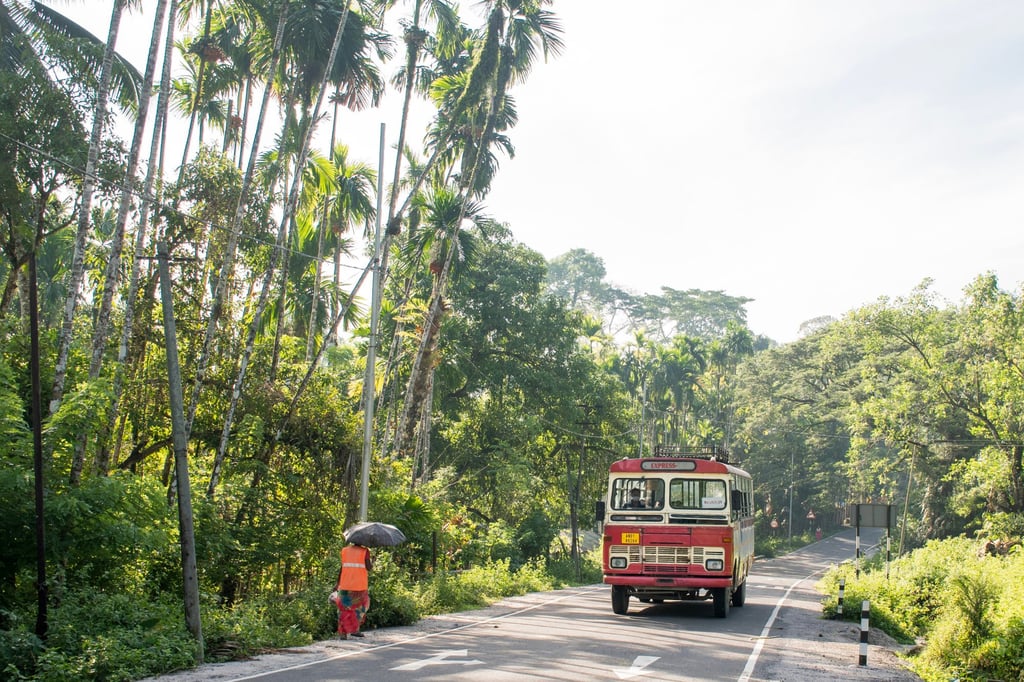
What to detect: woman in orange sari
<box><xmin>334</xmin><ymin>542</ymin><xmax>372</xmax><ymax>639</ymax></box>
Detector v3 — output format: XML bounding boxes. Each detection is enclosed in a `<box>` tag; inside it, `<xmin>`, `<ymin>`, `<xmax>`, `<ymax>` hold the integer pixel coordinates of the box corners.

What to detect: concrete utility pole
<box><xmin>157</xmin><ymin>241</ymin><xmax>204</xmax><ymax>663</ymax></box>
<box><xmin>359</xmin><ymin>124</ymin><xmax>386</xmax><ymax>523</ymax></box>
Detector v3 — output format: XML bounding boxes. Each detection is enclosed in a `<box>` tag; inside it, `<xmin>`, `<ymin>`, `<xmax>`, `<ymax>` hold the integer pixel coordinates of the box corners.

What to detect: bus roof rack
<box><xmin>652</xmin><ymin>444</ymin><xmax>730</xmax><ymax>463</ymax></box>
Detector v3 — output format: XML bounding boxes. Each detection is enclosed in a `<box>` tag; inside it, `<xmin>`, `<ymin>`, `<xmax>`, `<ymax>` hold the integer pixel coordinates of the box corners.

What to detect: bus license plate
<box><xmin>621</xmin><ymin>532</ymin><xmax>640</xmax><ymax>544</ymax></box>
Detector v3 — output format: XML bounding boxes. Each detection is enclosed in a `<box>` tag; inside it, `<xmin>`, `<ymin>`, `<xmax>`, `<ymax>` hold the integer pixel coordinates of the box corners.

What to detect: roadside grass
<box><xmin>756</xmin><ymin>529</ymin><xmax>816</xmax><ymax>558</ymax></box>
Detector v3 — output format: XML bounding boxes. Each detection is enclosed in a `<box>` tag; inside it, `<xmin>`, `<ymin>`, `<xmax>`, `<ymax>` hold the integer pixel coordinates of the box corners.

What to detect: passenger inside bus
<box><xmin>612</xmin><ymin>479</ymin><xmax>665</xmax><ymax>510</ymax></box>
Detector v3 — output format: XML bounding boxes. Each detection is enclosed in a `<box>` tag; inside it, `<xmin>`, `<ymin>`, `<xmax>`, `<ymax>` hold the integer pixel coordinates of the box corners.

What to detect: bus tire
<box><xmin>712</xmin><ymin>587</ymin><xmax>730</xmax><ymax>618</ymax></box>
<box><xmin>732</xmin><ymin>580</ymin><xmax>746</xmax><ymax>607</ymax></box>
<box><xmin>611</xmin><ymin>586</ymin><xmax>629</xmax><ymax>615</ymax></box>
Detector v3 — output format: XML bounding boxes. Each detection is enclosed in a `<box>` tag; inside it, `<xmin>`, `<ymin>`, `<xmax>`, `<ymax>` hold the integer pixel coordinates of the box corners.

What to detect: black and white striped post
<box><xmin>836</xmin><ymin>578</ymin><xmax>845</xmax><ymax>619</ymax></box>
<box><xmin>858</xmin><ymin>600</ymin><xmax>870</xmax><ymax>666</ymax></box>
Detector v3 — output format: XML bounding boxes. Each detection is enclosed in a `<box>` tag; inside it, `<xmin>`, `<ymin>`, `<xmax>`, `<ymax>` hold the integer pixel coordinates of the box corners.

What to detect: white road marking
<box><xmin>389</xmin><ymin>649</ymin><xmax>483</xmax><ymax>671</ymax></box>
<box><xmin>737</xmin><ymin>568</ymin><xmax>827</xmax><ymax>682</ymax></box>
<box><xmin>614</xmin><ymin>655</ymin><xmax>660</xmax><ymax>679</ymax></box>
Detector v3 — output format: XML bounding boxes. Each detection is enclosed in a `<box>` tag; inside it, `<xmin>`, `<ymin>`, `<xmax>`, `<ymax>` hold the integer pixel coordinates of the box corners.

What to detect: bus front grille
<box><xmin>609</xmin><ymin>545</ymin><xmax>725</xmax><ymax>568</ymax></box>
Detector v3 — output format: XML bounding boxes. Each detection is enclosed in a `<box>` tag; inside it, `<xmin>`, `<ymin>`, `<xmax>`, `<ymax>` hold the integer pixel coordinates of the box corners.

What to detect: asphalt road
<box><xmin>221</xmin><ymin>527</ymin><xmax>885</xmax><ymax>682</ymax></box>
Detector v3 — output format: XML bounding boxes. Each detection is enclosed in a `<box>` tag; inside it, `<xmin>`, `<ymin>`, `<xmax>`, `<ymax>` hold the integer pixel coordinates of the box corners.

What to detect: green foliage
<box><xmin>46</xmin><ymin>474</ymin><xmax>176</xmax><ymax>595</ymax></box>
<box><xmin>516</xmin><ymin>510</ymin><xmax>558</xmax><ymax>563</ymax></box>
<box><xmin>980</xmin><ymin>512</ymin><xmax>1024</xmax><ymax>540</ymax></box>
<box><xmin>0</xmin><ymin>620</ymin><xmax>43</xmax><ymax>680</ymax></box>
<box><xmin>31</xmin><ymin>591</ymin><xmax>196</xmax><ymax>681</ymax></box>
<box><xmin>0</xmin><ymin>468</ymin><xmax>36</xmax><ymax>609</ymax></box>
<box><xmin>362</xmin><ymin>552</ymin><xmax>422</xmax><ymax>629</ymax></box>
<box><xmin>463</xmin><ymin>520</ymin><xmax>518</xmax><ymax>566</ymax></box>
<box><xmin>202</xmin><ymin>595</ymin><xmax>312</xmax><ymax>662</ymax></box>
<box><xmin>821</xmin><ymin>539</ymin><xmax>973</xmax><ymax>641</ymax></box>
<box><xmin>756</xmin><ymin>530</ymin><xmax>815</xmax><ymax>559</ymax></box>
<box><xmin>369</xmin><ymin>488</ymin><xmax>439</xmax><ymax>572</ymax></box>
<box><xmin>415</xmin><ymin>559</ymin><xmax>554</xmax><ymax>614</ymax></box>
<box><xmin>821</xmin><ymin>536</ymin><xmax>1024</xmax><ymax>682</ymax></box>
<box><xmin>545</xmin><ymin>548</ymin><xmax>603</xmax><ymax>585</ymax></box>
<box><xmin>0</xmin><ymin>348</ymin><xmax>30</xmax><ymax>457</ymax></box>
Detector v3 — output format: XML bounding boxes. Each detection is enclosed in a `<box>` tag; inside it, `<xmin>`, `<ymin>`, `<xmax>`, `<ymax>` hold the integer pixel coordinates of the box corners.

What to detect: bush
<box><xmin>202</xmin><ymin>593</ymin><xmax>314</xmax><ymax>662</ymax></box>
<box><xmin>0</xmin><ymin>626</ymin><xmax>43</xmax><ymax>680</ymax></box>
<box><xmin>413</xmin><ymin>558</ymin><xmax>555</xmax><ymax>615</ymax></box>
<box><xmin>821</xmin><ymin>536</ymin><xmax>1024</xmax><ymax>682</ymax></box>
<box><xmin>546</xmin><ymin>547</ymin><xmax>603</xmax><ymax>585</ymax></box>
<box><xmin>32</xmin><ymin>589</ymin><xmax>196</xmax><ymax>681</ymax></box>
<box><xmin>363</xmin><ymin>553</ymin><xmax>421</xmax><ymax>629</ymax></box>
<box><xmin>755</xmin><ymin>530</ymin><xmax>817</xmax><ymax>559</ymax></box>
<box><xmin>6</xmin><ymin>542</ymin><xmax>604</xmax><ymax>678</ymax></box>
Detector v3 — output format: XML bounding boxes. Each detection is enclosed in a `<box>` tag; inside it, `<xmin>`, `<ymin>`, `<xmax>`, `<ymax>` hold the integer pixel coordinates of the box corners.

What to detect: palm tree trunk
<box><xmin>70</xmin><ymin>0</ymin><xmax>169</xmax><ymax>485</ymax></box>
<box><xmin>268</xmin><ymin>212</ymin><xmax>292</xmax><ymax>381</ymax></box>
<box><xmin>185</xmin><ymin>6</ymin><xmax>289</xmax><ymax>439</ymax></box>
<box><xmin>305</xmin><ymin>202</ymin><xmax>328</xmax><ymax>361</ymax></box>
<box><xmin>208</xmin><ymin>3</ymin><xmax>351</xmax><ymax>497</ymax></box>
<box><xmin>393</xmin><ymin>13</ymin><xmax>507</xmax><ymax>463</ymax></box>
<box><xmin>393</xmin><ymin>244</ymin><xmax>450</xmax><ymax>459</ymax></box>
<box><xmin>237</xmin><ymin>74</ymin><xmax>253</xmax><ymax>168</ymax></box>
<box><xmin>221</xmin><ymin>99</ymin><xmax>232</xmax><ymax>153</ymax></box>
<box><xmin>411</xmin><ymin>370</ymin><xmax>433</xmax><ymax>489</ymax></box>
<box><xmin>49</xmin><ymin>0</ymin><xmax>125</xmax><ymax>419</ymax></box>
<box><xmin>95</xmin><ymin>0</ymin><xmax>180</xmax><ymax>475</ymax></box>
<box><xmin>386</xmin><ymin>0</ymin><xmax>425</xmax><ymax>230</ymax></box>
<box><xmin>305</xmin><ymin>88</ymin><xmax>342</xmax><ymax>361</ymax></box>
<box><xmin>177</xmin><ymin>0</ymin><xmax>214</xmax><ymax>182</ymax></box>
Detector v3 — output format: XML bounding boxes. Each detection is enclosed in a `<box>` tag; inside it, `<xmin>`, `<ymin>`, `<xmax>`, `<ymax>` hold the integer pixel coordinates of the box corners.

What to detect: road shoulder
<box><xmin>750</xmin><ymin>569</ymin><xmax>921</xmax><ymax>681</ymax></box>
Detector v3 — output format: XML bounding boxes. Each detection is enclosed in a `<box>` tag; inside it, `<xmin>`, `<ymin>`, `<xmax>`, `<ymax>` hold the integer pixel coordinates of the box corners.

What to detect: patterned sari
<box><xmin>335</xmin><ymin>589</ymin><xmax>370</xmax><ymax>635</ymax></box>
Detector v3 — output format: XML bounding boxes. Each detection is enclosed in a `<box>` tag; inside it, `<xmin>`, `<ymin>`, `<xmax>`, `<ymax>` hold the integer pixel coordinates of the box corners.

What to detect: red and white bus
<box><xmin>597</xmin><ymin>446</ymin><xmax>754</xmax><ymax>618</ymax></box>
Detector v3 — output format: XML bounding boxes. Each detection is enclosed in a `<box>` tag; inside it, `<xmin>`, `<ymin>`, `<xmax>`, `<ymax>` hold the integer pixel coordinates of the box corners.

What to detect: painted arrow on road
<box><xmin>614</xmin><ymin>655</ymin><xmax>660</xmax><ymax>679</ymax></box>
<box><xmin>390</xmin><ymin>649</ymin><xmax>484</xmax><ymax>671</ymax></box>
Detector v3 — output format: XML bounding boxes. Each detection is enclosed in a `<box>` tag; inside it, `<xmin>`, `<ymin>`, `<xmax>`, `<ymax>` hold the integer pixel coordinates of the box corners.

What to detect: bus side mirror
<box><xmin>595</xmin><ymin>500</ymin><xmax>606</xmax><ymax>523</ymax></box>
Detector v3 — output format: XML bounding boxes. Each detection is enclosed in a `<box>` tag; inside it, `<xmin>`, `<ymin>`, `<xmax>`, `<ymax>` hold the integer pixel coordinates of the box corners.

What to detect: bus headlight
<box><xmin>705</xmin><ymin>559</ymin><xmax>724</xmax><ymax>571</ymax></box>
<box><xmin>610</xmin><ymin>557</ymin><xmax>627</xmax><ymax>569</ymax></box>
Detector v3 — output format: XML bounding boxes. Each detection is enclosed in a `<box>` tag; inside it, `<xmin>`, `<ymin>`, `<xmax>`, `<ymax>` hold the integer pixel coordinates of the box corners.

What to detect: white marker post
<box><xmin>858</xmin><ymin>600</ymin><xmax>870</xmax><ymax>666</ymax></box>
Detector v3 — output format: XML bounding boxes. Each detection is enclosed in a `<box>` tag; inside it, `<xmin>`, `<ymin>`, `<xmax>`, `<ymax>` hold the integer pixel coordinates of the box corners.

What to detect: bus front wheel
<box><xmin>712</xmin><ymin>587</ymin><xmax>730</xmax><ymax>618</ymax></box>
<box><xmin>611</xmin><ymin>586</ymin><xmax>629</xmax><ymax>614</ymax></box>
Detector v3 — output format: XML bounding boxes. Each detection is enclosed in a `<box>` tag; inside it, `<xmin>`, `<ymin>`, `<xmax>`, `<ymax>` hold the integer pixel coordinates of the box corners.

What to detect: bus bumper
<box><xmin>603</xmin><ymin>574</ymin><xmax>733</xmax><ymax>589</ymax></box>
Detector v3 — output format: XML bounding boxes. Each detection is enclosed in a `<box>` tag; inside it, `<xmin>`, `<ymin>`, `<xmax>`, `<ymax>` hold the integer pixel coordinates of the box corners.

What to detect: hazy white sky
<box><xmin>59</xmin><ymin>1</ymin><xmax>1024</xmax><ymax>342</ymax></box>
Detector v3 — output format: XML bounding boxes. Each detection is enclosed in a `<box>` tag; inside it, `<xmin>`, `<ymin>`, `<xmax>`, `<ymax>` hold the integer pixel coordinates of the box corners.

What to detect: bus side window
<box><xmin>731</xmin><ymin>489</ymin><xmax>744</xmax><ymax>519</ymax></box>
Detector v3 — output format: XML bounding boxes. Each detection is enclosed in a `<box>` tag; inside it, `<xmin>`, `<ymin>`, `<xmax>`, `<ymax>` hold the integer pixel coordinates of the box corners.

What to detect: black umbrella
<box><xmin>344</xmin><ymin>521</ymin><xmax>406</xmax><ymax>547</ymax></box>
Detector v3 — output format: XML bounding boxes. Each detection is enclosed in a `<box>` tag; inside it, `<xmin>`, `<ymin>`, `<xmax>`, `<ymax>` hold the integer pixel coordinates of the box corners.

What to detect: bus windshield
<box><xmin>610</xmin><ymin>478</ymin><xmax>665</xmax><ymax>510</ymax></box>
<box><xmin>669</xmin><ymin>478</ymin><xmax>727</xmax><ymax>510</ymax></box>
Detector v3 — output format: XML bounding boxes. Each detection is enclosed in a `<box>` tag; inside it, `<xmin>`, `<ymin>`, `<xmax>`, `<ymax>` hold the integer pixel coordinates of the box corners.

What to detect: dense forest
<box><xmin>2</xmin><ymin>1</ymin><xmax>1022</xmax><ymax>679</ymax></box>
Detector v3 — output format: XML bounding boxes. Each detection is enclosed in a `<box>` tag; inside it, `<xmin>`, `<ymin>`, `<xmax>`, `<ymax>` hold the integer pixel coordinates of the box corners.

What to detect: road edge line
<box><xmin>737</xmin><ymin>567</ymin><xmax>826</xmax><ymax>682</ymax></box>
